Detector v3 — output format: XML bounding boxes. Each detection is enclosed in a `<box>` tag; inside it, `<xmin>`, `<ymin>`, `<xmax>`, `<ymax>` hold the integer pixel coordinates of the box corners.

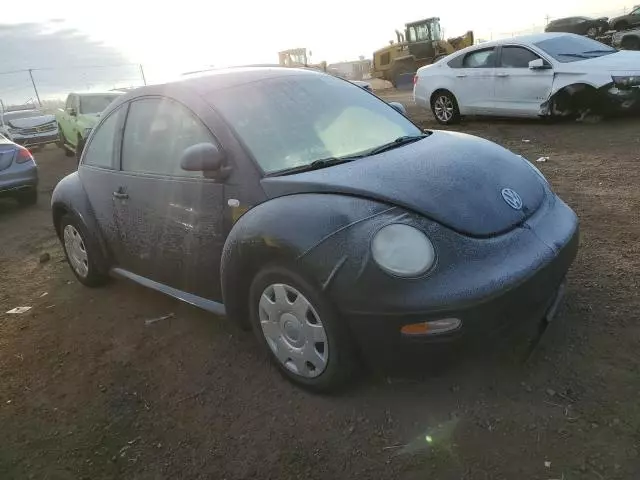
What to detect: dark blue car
<box><xmin>51</xmin><ymin>67</ymin><xmax>579</xmax><ymax>391</ymax></box>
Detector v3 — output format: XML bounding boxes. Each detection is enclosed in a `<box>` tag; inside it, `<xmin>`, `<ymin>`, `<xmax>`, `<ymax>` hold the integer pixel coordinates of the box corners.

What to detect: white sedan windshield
<box><xmin>210</xmin><ymin>74</ymin><xmax>421</xmax><ymax>173</ymax></box>
<box><xmin>535</xmin><ymin>35</ymin><xmax>616</xmax><ymax>63</ymax></box>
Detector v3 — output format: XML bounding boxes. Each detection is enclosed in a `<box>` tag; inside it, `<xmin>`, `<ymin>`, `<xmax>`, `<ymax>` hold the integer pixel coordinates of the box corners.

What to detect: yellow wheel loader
<box><xmin>372</xmin><ymin>17</ymin><xmax>474</xmax><ymax>87</ymax></box>
<box><xmin>278</xmin><ymin>48</ymin><xmax>327</xmax><ymax>72</ymax></box>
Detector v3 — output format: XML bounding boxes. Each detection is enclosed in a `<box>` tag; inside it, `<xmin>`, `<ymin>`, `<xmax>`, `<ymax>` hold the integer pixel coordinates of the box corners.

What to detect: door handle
<box><xmin>113</xmin><ymin>191</ymin><xmax>129</xmax><ymax>199</ymax></box>
<box><xmin>455</xmin><ymin>74</ymin><xmax>467</xmax><ymax>78</ymax></box>
<box><xmin>496</xmin><ymin>73</ymin><xmax>510</xmax><ymax>77</ymax></box>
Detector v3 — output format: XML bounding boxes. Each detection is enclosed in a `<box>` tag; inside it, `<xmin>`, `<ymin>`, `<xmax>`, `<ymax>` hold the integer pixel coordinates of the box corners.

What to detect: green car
<box><xmin>56</xmin><ymin>92</ymin><xmax>122</xmax><ymax>160</ymax></box>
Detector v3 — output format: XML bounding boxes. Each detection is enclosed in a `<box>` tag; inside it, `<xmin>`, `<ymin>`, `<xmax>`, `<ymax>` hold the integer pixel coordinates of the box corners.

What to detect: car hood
<box><xmin>6</xmin><ymin>114</ymin><xmax>55</xmax><ymax>129</ymax></box>
<box><xmin>261</xmin><ymin>131</ymin><xmax>545</xmax><ymax>238</ymax></box>
<box><xmin>564</xmin><ymin>50</ymin><xmax>640</xmax><ymax>72</ymax></box>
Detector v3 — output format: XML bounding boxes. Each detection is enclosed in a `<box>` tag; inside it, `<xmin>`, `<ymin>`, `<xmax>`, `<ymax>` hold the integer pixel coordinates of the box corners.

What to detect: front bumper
<box><xmin>604</xmin><ymin>85</ymin><xmax>640</xmax><ymax>112</ymax></box>
<box><xmin>315</xmin><ymin>188</ymin><xmax>580</xmax><ymax>363</ymax></box>
<box><xmin>12</xmin><ymin>131</ymin><xmax>59</xmax><ymax>147</ymax></box>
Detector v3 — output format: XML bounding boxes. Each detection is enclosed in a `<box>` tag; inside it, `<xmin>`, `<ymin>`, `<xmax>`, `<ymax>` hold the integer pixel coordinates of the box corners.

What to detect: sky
<box><xmin>0</xmin><ymin>0</ymin><xmax>633</xmax><ymax>104</ymax></box>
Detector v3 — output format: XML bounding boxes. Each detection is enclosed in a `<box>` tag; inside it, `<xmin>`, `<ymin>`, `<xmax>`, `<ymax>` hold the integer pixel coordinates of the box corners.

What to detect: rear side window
<box><xmin>462</xmin><ymin>48</ymin><xmax>496</xmax><ymax>68</ymax></box>
<box><xmin>121</xmin><ymin>98</ymin><xmax>214</xmax><ymax>177</ymax></box>
<box><xmin>499</xmin><ymin>47</ymin><xmax>542</xmax><ymax>68</ymax></box>
<box><xmin>82</xmin><ymin>108</ymin><xmax>123</xmax><ymax>169</ymax></box>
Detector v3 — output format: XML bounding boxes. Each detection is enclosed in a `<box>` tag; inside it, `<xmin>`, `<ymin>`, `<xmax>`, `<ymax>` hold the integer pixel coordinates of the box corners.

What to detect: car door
<box><xmin>453</xmin><ymin>47</ymin><xmax>497</xmax><ymax>114</ymax></box>
<box><xmin>78</xmin><ymin>104</ymin><xmax>128</xmax><ymax>257</ymax></box>
<box><xmin>492</xmin><ymin>45</ymin><xmax>555</xmax><ymax>117</ymax></box>
<box><xmin>116</xmin><ymin>96</ymin><xmax>226</xmax><ymax>301</ymax></box>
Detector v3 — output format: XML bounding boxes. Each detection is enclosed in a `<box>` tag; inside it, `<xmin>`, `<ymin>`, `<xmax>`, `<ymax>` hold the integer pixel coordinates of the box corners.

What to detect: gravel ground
<box><xmin>0</xmin><ymin>95</ymin><xmax>639</xmax><ymax>479</ymax></box>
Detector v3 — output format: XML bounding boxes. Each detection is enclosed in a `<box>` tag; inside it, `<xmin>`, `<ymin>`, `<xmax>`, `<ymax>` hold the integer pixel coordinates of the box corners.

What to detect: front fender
<box><xmin>51</xmin><ymin>172</ymin><xmax>110</xmax><ymax>273</ymax></box>
<box><xmin>220</xmin><ymin>194</ymin><xmax>393</xmax><ymax>326</ymax></box>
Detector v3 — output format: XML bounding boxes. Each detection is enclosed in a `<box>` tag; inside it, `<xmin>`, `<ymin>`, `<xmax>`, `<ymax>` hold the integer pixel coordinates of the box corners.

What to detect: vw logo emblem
<box><xmin>501</xmin><ymin>188</ymin><xmax>523</xmax><ymax>210</ymax></box>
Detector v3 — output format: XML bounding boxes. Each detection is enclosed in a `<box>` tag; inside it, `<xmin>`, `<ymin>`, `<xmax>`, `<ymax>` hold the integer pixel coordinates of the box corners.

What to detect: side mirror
<box><xmin>528</xmin><ymin>58</ymin><xmax>548</xmax><ymax>70</ymax></box>
<box><xmin>180</xmin><ymin>142</ymin><xmax>231</xmax><ymax>180</ymax></box>
<box><xmin>69</xmin><ymin>108</ymin><xmax>77</xmax><ymax>116</ymax></box>
<box><xmin>388</xmin><ymin>102</ymin><xmax>407</xmax><ymax>115</ymax></box>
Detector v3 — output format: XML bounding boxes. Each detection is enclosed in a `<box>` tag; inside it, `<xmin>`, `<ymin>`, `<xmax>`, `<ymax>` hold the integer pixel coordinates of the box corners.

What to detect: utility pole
<box><xmin>545</xmin><ymin>14</ymin><xmax>551</xmax><ymax>25</ymax></box>
<box><xmin>139</xmin><ymin>64</ymin><xmax>147</xmax><ymax>85</ymax></box>
<box><xmin>28</xmin><ymin>69</ymin><xmax>42</xmax><ymax>107</ymax></box>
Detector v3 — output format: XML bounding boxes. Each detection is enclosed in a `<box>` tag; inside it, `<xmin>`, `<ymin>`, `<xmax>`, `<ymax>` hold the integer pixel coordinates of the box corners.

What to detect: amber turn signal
<box><xmin>400</xmin><ymin>318</ymin><xmax>461</xmax><ymax>336</ymax></box>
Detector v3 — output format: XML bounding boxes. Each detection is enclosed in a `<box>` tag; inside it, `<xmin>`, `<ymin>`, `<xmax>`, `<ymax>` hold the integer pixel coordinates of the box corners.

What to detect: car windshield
<box><xmin>208</xmin><ymin>74</ymin><xmax>422</xmax><ymax>174</ymax></box>
<box><xmin>2</xmin><ymin>110</ymin><xmax>45</xmax><ymax>121</ymax></box>
<box><xmin>535</xmin><ymin>35</ymin><xmax>616</xmax><ymax>63</ymax></box>
<box><xmin>79</xmin><ymin>95</ymin><xmax>119</xmax><ymax>114</ymax></box>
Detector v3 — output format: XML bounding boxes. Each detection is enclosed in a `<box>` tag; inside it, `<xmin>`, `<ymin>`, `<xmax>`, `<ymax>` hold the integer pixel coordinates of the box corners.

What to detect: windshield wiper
<box><xmin>557</xmin><ymin>52</ymin><xmax>592</xmax><ymax>59</ymax></box>
<box><xmin>274</xmin><ymin>155</ymin><xmax>361</xmax><ymax>176</ymax></box>
<box><xmin>364</xmin><ymin>133</ymin><xmax>429</xmax><ymax>156</ymax></box>
<box><xmin>582</xmin><ymin>49</ymin><xmax>615</xmax><ymax>54</ymax></box>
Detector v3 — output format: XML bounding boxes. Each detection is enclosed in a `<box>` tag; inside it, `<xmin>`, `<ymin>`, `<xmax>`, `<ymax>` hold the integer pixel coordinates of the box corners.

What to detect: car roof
<box><xmin>117</xmin><ymin>66</ymin><xmax>324</xmax><ymax>100</ymax></box>
<box><xmin>73</xmin><ymin>92</ymin><xmax>122</xmax><ymax>97</ymax></box>
<box><xmin>480</xmin><ymin>32</ymin><xmax>569</xmax><ymax>48</ymax></box>
<box><xmin>447</xmin><ymin>32</ymin><xmax>576</xmax><ymax>59</ymax></box>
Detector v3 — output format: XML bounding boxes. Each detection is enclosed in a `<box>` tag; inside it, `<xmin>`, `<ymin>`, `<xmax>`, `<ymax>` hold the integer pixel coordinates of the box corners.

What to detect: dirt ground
<box><xmin>1</xmin><ymin>94</ymin><xmax>639</xmax><ymax>480</ymax></box>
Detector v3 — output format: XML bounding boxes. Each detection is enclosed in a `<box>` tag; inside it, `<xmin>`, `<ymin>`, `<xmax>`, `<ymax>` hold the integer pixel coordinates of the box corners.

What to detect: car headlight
<box><xmin>371</xmin><ymin>224</ymin><xmax>435</xmax><ymax>277</ymax></box>
<box><xmin>612</xmin><ymin>76</ymin><xmax>640</xmax><ymax>87</ymax></box>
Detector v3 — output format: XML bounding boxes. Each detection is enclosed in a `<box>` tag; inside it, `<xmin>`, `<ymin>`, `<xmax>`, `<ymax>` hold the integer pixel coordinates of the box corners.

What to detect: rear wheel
<box><xmin>431</xmin><ymin>90</ymin><xmax>461</xmax><ymax>125</ymax></box>
<box><xmin>59</xmin><ymin>214</ymin><xmax>108</xmax><ymax>287</ymax></box>
<box><xmin>621</xmin><ymin>36</ymin><xmax>640</xmax><ymax>50</ymax></box>
<box><xmin>249</xmin><ymin>264</ymin><xmax>358</xmax><ymax>392</ymax></box>
<box><xmin>614</xmin><ymin>21</ymin><xmax>629</xmax><ymax>31</ymax></box>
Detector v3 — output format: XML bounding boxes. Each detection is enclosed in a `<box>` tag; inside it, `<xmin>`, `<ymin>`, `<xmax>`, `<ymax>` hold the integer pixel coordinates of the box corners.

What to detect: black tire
<box><xmin>621</xmin><ymin>36</ymin><xmax>640</xmax><ymax>50</ymax></box>
<box><xmin>76</xmin><ymin>136</ymin><xmax>85</xmax><ymax>163</ymax></box>
<box><xmin>431</xmin><ymin>90</ymin><xmax>461</xmax><ymax>125</ymax></box>
<box><xmin>59</xmin><ymin>214</ymin><xmax>108</xmax><ymax>287</ymax></box>
<box><xmin>614</xmin><ymin>21</ymin><xmax>628</xmax><ymax>31</ymax></box>
<box><xmin>58</xmin><ymin>128</ymin><xmax>74</xmax><ymax>157</ymax></box>
<box><xmin>16</xmin><ymin>189</ymin><xmax>37</xmax><ymax>207</ymax></box>
<box><xmin>249</xmin><ymin>264</ymin><xmax>358</xmax><ymax>392</ymax></box>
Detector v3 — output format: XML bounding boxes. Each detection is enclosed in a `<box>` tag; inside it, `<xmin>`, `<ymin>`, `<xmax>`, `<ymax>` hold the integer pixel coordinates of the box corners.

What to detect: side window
<box><xmin>462</xmin><ymin>48</ymin><xmax>496</xmax><ymax>68</ymax></box>
<box><xmin>121</xmin><ymin>98</ymin><xmax>214</xmax><ymax>177</ymax></box>
<box><xmin>500</xmin><ymin>46</ymin><xmax>542</xmax><ymax>68</ymax></box>
<box><xmin>65</xmin><ymin>95</ymin><xmax>74</xmax><ymax>111</ymax></box>
<box><xmin>82</xmin><ymin>107</ymin><xmax>123</xmax><ymax>169</ymax></box>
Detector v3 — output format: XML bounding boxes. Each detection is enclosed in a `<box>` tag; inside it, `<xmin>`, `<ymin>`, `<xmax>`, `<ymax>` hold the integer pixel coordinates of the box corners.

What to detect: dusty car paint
<box><xmin>52</xmin><ymin>67</ymin><xmax>579</xmax><ymax>371</ymax></box>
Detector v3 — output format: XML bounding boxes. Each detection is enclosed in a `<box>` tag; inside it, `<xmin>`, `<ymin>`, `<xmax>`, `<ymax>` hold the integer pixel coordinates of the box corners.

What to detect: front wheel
<box><xmin>58</xmin><ymin>128</ymin><xmax>74</xmax><ymax>157</ymax></box>
<box><xmin>249</xmin><ymin>265</ymin><xmax>358</xmax><ymax>392</ymax></box>
<box><xmin>76</xmin><ymin>137</ymin><xmax>85</xmax><ymax>163</ymax></box>
<box><xmin>431</xmin><ymin>91</ymin><xmax>461</xmax><ymax>125</ymax></box>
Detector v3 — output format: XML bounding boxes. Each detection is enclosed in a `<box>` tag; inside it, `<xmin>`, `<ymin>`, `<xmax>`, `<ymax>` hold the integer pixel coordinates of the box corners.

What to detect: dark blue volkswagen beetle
<box><xmin>51</xmin><ymin>67</ymin><xmax>579</xmax><ymax>391</ymax></box>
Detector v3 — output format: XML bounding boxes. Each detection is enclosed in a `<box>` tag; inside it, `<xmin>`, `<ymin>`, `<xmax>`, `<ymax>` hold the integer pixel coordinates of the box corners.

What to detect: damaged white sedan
<box><xmin>414</xmin><ymin>32</ymin><xmax>640</xmax><ymax>124</ymax></box>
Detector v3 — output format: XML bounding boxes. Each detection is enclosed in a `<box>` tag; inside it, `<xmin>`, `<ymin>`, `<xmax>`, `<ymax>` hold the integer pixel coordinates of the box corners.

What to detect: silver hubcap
<box><xmin>63</xmin><ymin>225</ymin><xmax>89</xmax><ymax>278</ymax></box>
<box><xmin>434</xmin><ymin>95</ymin><xmax>454</xmax><ymax>122</ymax></box>
<box><xmin>258</xmin><ymin>283</ymin><xmax>329</xmax><ymax>378</ymax></box>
